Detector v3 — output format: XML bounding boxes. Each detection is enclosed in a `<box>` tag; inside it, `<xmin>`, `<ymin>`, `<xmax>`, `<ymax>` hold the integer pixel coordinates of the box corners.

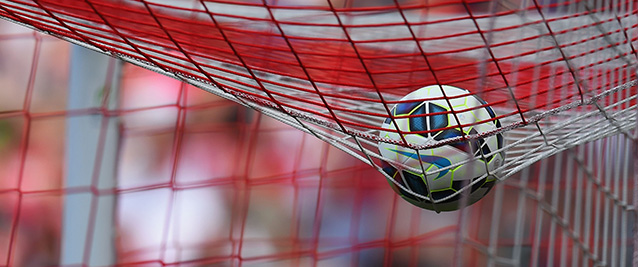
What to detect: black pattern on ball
<box><xmin>382</xmin><ymin>162</ymin><xmax>428</xmax><ymax>202</ymax></box>
<box><xmin>381</xmin><ymin>162</ymin><xmax>496</xmax><ymax>206</ymax></box>
<box><xmin>428</xmin><ymin>103</ymin><xmax>448</xmax><ymax>131</ymax></box>
<box><xmin>395</xmin><ymin>101</ymin><xmax>422</xmax><ymax>115</ymax></box>
<box><xmin>408</xmin><ymin>105</ymin><xmax>428</xmax><ymax>135</ymax></box>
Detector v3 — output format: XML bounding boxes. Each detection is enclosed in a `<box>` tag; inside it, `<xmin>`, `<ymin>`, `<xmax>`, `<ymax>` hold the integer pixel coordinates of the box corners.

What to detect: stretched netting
<box><xmin>1</xmin><ymin>0</ymin><xmax>636</xmax><ymax>178</ymax></box>
<box><xmin>0</xmin><ymin>0</ymin><xmax>636</xmax><ymax>266</ymax></box>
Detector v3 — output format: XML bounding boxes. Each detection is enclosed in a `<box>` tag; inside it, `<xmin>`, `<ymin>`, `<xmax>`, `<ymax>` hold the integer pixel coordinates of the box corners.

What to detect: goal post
<box><xmin>62</xmin><ymin>44</ymin><xmax>121</xmax><ymax>266</ymax></box>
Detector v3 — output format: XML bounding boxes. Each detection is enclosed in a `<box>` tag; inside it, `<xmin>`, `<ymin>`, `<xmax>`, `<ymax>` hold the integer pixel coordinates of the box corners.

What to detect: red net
<box><xmin>2</xmin><ymin>0</ymin><xmax>636</xmax><ymax>119</ymax></box>
<box><xmin>0</xmin><ymin>0</ymin><xmax>637</xmax><ymax>266</ymax></box>
<box><xmin>1</xmin><ymin>0</ymin><xmax>636</xmax><ymax>170</ymax></box>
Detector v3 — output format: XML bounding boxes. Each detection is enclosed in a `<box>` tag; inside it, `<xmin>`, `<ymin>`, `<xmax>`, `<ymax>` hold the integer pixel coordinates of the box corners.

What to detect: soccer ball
<box><xmin>378</xmin><ymin>85</ymin><xmax>504</xmax><ymax>212</ymax></box>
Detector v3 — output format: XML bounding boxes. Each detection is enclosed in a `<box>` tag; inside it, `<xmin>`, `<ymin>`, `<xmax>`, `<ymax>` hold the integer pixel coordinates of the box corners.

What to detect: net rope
<box><xmin>0</xmin><ymin>14</ymin><xmax>636</xmax><ymax>266</ymax></box>
<box><xmin>0</xmin><ymin>0</ymin><xmax>636</xmax><ymax>265</ymax></box>
<box><xmin>0</xmin><ymin>0</ymin><xmax>636</xmax><ymax>187</ymax></box>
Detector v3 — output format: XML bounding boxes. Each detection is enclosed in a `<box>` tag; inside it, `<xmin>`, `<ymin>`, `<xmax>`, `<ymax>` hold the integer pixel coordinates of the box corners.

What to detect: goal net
<box><xmin>0</xmin><ymin>0</ymin><xmax>636</xmax><ymax>266</ymax></box>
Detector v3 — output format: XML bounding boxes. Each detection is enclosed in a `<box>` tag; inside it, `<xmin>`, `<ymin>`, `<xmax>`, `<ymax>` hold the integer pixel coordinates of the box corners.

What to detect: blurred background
<box><xmin>0</xmin><ymin>0</ymin><xmax>635</xmax><ymax>266</ymax></box>
<box><xmin>0</xmin><ymin>14</ymin><xmax>467</xmax><ymax>266</ymax></box>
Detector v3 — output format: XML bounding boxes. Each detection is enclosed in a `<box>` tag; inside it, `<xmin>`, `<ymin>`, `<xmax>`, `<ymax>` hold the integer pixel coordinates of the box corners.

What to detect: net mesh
<box><xmin>0</xmin><ymin>0</ymin><xmax>636</xmax><ymax>266</ymax></box>
<box><xmin>1</xmin><ymin>0</ymin><xmax>636</xmax><ymax>182</ymax></box>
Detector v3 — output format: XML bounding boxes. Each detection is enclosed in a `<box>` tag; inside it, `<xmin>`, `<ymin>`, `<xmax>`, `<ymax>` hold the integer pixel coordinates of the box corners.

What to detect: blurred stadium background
<box><xmin>0</xmin><ymin>0</ymin><xmax>635</xmax><ymax>266</ymax></box>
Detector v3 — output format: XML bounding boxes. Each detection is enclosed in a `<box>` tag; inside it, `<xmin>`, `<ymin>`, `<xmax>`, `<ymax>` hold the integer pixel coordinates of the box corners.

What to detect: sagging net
<box><xmin>1</xmin><ymin>0</ymin><xmax>636</xmax><ymax>182</ymax></box>
<box><xmin>0</xmin><ymin>0</ymin><xmax>637</xmax><ymax>265</ymax></box>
